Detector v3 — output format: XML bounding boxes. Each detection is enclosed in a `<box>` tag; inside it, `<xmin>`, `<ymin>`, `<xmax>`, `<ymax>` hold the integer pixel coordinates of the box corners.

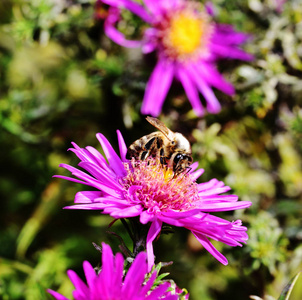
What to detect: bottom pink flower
<box><xmin>48</xmin><ymin>243</ymin><xmax>183</xmax><ymax>300</ymax></box>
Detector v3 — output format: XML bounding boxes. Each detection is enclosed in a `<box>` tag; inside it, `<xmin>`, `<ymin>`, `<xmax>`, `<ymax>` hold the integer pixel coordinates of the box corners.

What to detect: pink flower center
<box><xmin>156</xmin><ymin>3</ymin><xmax>213</xmax><ymax>61</ymax></box>
<box><xmin>121</xmin><ymin>158</ymin><xmax>198</xmax><ymax>212</ymax></box>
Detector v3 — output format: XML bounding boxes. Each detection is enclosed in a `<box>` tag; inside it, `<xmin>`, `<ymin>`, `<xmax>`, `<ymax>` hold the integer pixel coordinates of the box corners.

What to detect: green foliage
<box><xmin>0</xmin><ymin>0</ymin><xmax>302</xmax><ymax>300</ymax></box>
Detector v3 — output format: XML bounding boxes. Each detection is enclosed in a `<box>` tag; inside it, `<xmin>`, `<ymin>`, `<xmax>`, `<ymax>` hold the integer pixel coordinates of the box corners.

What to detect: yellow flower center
<box><xmin>167</xmin><ymin>13</ymin><xmax>204</xmax><ymax>56</ymax></box>
<box><xmin>160</xmin><ymin>5</ymin><xmax>212</xmax><ymax>61</ymax></box>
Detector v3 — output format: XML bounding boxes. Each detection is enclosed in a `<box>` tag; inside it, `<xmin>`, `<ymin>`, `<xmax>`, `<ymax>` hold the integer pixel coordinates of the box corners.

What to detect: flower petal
<box><xmin>74</xmin><ymin>191</ymin><xmax>103</xmax><ymax>203</ymax></box>
<box><xmin>117</xmin><ymin>130</ymin><xmax>128</xmax><ymax>161</ymax></box>
<box><xmin>146</xmin><ymin>219</ymin><xmax>162</xmax><ymax>271</ymax></box>
<box><xmin>187</xmin><ymin>65</ymin><xmax>221</xmax><ymax>113</ymax></box>
<box><xmin>96</xmin><ymin>133</ymin><xmax>127</xmax><ymax>177</ymax></box>
<box><xmin>193</xmin><ymin>232</ymin><xmax>228</xmax><ymax>265</ymax></box>
<box><xmin>123</xmin><ymin>252</ymin><xmax>147</xmax><ymax>297</ymax></box>
<box><xmin>83</xmin><ymin>261</ymin><xmax>97</xmax><ymax>289</ymax></box>
<box><xmin>176</xmin><ymin>65</ymin><xmax>205</xmax><ymax>117</ymax></box>
<box><xmin>141</xmin><ymin>59</ymin><xmax>174</xmax><ymax>117</ymax></box>
<box><xmin>195</xmin><ymin>62</ymin><xmax>235</xmax><ymax>95</ymax></box>
<box><xmin>47</xmin><ymin>290</ymin><xmax>70</xmax><ymax>300</ymax></box>
<box><xmin>211</xmin><ymin>43</ymin><xmax>254</xmax><ymax>61</ymax></box>
<box><xmin>195</xmin><ymin>199</ymin><xmax>252</xmax><ymax>212</ymax></box>
<box><xmin>102</xmin><ymin>0</ymin><xmax>151</xmax><ymax>22</ymax></box>
<box><xmin>104</xmin><ymin>7</ymin><xmax>142</xmax><ymax>48</ymax></box>
<box><xmin>67</xmin><ymin>269</ymin><xmax>89</xmax><ymax>297</ymax></box>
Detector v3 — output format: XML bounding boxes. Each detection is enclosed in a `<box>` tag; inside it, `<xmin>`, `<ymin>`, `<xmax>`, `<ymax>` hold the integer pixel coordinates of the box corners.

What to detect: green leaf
<box><xmin>278</xmin><ymin>272</ymin><xmax>301</xmax><ymax>300</ymax></box>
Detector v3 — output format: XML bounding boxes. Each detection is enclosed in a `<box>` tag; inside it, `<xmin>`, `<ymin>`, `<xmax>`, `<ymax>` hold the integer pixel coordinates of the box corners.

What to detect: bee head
<box><xmin>172</xmin><ymin>152</ymin><xmax>193</xmax><ymax>174</ymax></box>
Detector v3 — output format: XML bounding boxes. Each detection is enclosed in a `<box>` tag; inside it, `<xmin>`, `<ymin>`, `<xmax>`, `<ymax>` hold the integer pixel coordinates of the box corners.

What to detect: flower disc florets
<box><xmin>156</xmin><ymin>2</ymin><xmax>213</xmax><ymax>62</ymax></box>
<box><xmin>122</xmin><ymin>158</ymin><xmax>198</xmax><ymax>212</ymax></box>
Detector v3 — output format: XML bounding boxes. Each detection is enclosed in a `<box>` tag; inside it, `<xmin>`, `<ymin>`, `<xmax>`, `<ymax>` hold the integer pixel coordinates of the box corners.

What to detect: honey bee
<box><xmin>126</xmin><ymin>117</ymin><xmax>193</xmax><ymax>175</ymax></box>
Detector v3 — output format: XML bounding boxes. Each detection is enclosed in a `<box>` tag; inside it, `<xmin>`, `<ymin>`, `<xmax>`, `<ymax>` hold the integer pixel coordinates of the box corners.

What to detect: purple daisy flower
<box><xmin>99</xmin><ymin>0</ymin><xmax>253</xmax><ymax>116</ymax></box>
<box><xmin>48</xmin><ymin>243</ymin><xmax>178</xmax><ymax>300</ymax></box>
<box><xmin>55</xmin><ymin>131</ymin><xmax>252</xmax><ymax>270</ymax></box>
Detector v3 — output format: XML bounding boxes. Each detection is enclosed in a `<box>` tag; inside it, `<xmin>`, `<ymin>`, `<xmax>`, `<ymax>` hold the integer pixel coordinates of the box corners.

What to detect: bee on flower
<box><xmin>55</xmin><ymin>121</ymin><xmax>252</xmax><ymax>270</ymax></box>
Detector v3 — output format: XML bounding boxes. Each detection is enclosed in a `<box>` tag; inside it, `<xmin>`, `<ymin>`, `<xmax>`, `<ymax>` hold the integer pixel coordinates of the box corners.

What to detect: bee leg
<box><xmin>185</xmin><ymin>166</ymin><xmax>192</xmax><ymax>175</ymax></box>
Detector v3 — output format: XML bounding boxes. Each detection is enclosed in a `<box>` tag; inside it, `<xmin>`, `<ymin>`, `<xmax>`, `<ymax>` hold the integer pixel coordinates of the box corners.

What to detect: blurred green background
<box><xmin>0</xmin><ymin>0</ymin><xmax>302</xmax><ymax>299</ymax></box>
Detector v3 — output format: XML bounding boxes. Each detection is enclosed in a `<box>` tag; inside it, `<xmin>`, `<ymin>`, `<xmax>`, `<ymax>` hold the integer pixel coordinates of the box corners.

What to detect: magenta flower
<box><xmin>55</xmin><ymin>131</ymin><xmax>252</xmax><ymax>270</ymax></box>
<box><xmin>99</xmin><ymin>0</ymin><xmax>253</xmax><ymax>116</ymax></box>
<box><xmin>48</xmin><ymin>243</ymin><xmax>178</xmax><ymax>300</ymax></box>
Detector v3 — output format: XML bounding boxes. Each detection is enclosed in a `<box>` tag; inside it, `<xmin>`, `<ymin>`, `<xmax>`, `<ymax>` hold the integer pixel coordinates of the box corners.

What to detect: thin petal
<box><xmin>96</xmin><ymin>133</ymin><xmax>127</xmax><ymax>177</ymax></box>
<box><xmin>64</xmin><ymin>203</ymin><xmax>110</xmax><ymax>210</ymax></box>
<box><xmin>140</xmin><ymin>210</ymin><xmax>155</xmax><ymax>224</ymax></box>
<box><xmin>176</xmin><ymin>66</ymin><xmax>205</xmax><ymax>117</ymax></box>
<box><xmin>67</xmin><ymin>270</ymin><xmax>89</xmax><ymax>296</ymax></box>
<box><xmin>144</xmin><ymin>0</ymin><xmax>182</xmax><ymax>14</ymax></box>
<box><xmin>187</xmin><ymin>66</ymin><xmax>221</xmax><ymax>113</ymax></box>
<box><xmin>100</xmin><ymin>243</ymin><xmax>114</xmax><ymax>292</ymax></box>
<box><xmin>104</xmin><ymin>7</ymin><xmax>142</xmax><ymax>48</ymax></box>
<box><xmin>211</xmin><ymin>43</ymin><xmax>254</xmax><ymax>61</ymax></box>
<box><xmin>140</xmin><ymin>271</ymin><xmax>157</xmax><ymax>296</ymax></box>
<box><xmin>117</xmin><ymin>130</ymin><xmax>128</xmax><ymax>161</ymax></box>
<box><xmin>193</xmin><ymin>232</ymin><xmax>228</xmax><ymax>265</ymax></box>
<box><xmin>123</xmin><ymin>252</ymin><xmax>147</xmax><ymax>297</ymax></box>
<box><xmin>102</xmin><ymin>0</ymin><xmax>151</xmax><ymax>22</ymax></box>
<box><xmin>146</xmin><ymin>219</ymin><xmax>162</xmax><ymax>271</ymax></box>
<box><xmin>146</xmin><ymin>282</ymin><xmax>172</xmax><ymax>300</ymax></box>
<box><xmin>74</xmin><ymin>191</ymin><xmax>103</xmax><ymax>203</ymax></box>
<box><xmin>109</xmin><ymin>205</ymin><xmax>143</xmax><ymax>218</ymax></box>
<box><xmin>47</xmin><ymin>290</ymin><xmax>70</xmax><ymax>300</ymax></box>
<box><xmin>141</xmin><ymin>59</ymin><xmax>174</xmax><ymax>117</ymax></box>
<box><xmin>190</xmin><ymin>168</ymin><xmax>204</xmax><ymax>181</ymax></box>
<box><xmin>195</xmin><ymin>62</ymin><xmax>235</xmax><ymax>95</ymax></box>
<box><xmin>83</xmin><ymin>261</ymin><xmax>97</xmax><ymax>289</ymax></box>
<box><xmin>195</xmin><ymin>200</ymin><xmax>252</xmax><ymax>212</ymax></box>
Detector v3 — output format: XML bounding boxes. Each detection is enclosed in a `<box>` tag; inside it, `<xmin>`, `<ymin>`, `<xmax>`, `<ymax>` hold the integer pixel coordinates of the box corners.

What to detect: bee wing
<box><xmin>146</xmin><ymin>117</ymin><xmax>175</xmax><ymax>141</ymax></box>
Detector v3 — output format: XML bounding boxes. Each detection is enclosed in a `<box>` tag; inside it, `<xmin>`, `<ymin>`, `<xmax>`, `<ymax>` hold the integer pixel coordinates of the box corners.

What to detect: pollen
<box><xmin>158</xmin><ymin>4</ymin><xmax>212</xmax><ymax>61</ymax></box>
<box><xmin>121</xmin><ymin>158</ymin><xmax>199</xmax><ymax>212</ymax></box>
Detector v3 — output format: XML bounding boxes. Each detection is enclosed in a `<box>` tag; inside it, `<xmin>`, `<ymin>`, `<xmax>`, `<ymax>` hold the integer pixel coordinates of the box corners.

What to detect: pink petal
<box><xmin>211</xmin><ymin>43</ymin><xmax>254</xmax><ymax>61</ymax></box>
<box><xmin>96</xmin><ymin>133</ymin><xmax>126</xmax><ymax>177</ymax></box>
<box><xmin>102</xmin><ymin>0</ymin><xmax>151</xmax><ymax>22</ymax></box>
<box><xmin>67</xmin><ymin>270</ymin><xmax>89</xmax><ymax>296</ymax></box>
<box><xmin>195</xmin><ymin>62</ymin><xmax>235</xmax><ymax>95</ymax></box>
<box><xmin>109</xmin><ymin>205</ymin><xmax>143</xmax><ymax>218</ymax></box>
<box><xmin>47</xmin><ymin>290</ymin><xmax>70</xmax><ymax>300</ymax></box>
<box><xmin>140</xmin><ymin>271</ymin><xmax>157</xmax><ymax>296</ymax></box>
<box><xmin>186</xmin><ymin>66</ymin><xmax>221</xmax><ymax>113</ymax></box>
<box><xmin>176</xmin><ymin>66</ymin><xmax>205</xmax><ymax>117</ymax></box>
<box><xmin>141</xmin><ymin>59</ymin><xmax>174</xmax><ymax>117</ymax></box>
<box><xmin>140</xmin><ymin>210</ymin><xmax>155</xmax><ymax>224</ymax></box>
<box><xmin>190</xmin><ymin>168</ymin><xmax>204</xmax><ymax>181</ymax></box>
<box><xmin>74</xmin><ymin>191</ymin><xmax>103</xmax><ymax>203</ymax></box>
<box><xmin>83</xmin><ymin>261</ymin><xmax>97</xmax><ymax>289</ymax></box>
<box><xmin>146</xmin><ymin>282</ymin><xmax>173</xmax><ymax>300</ymax></box>
<box><xmin>116</xmin><ymin>130</ymin><xmax>128</xmax><ymax>161</ymax></box>
<box><xmin>195</xmin><ymin>200</ymin><xmax>252</xmax><ymax>212</ymax></box>
<box><xmin>123</xmin><ymin>252</ymin><xmax>147</xmax><ymax>297</ymax></box>
<box><xmin>146</xmin><ymin>219</ymin><xmax>162</xmax><ymax>271</ymax></box>
<box><xmin>193</xmin><ymin>232</ymin><xmax>228</xmax><ymax>265</ymax></box>
<box><xmin>104</xmin><ymin>7</ymin><xmax>142</xmax><ymax>48</ymax></box>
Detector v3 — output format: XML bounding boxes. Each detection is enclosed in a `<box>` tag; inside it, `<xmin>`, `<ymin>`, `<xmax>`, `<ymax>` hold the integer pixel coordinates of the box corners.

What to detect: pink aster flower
<box><xmin>99</xmin><ymin>0</ymin><xmax>253</xmax><ymax>116</ymax></box>
<box><xmin>48</xmin><ymin>243</ymin><xmax>177</xmax><ymax>300</ymax></box>
<box><xmin>55</xmin><ymin>131</ymin><xmax>252</xmax><ymax>270</ymax></box>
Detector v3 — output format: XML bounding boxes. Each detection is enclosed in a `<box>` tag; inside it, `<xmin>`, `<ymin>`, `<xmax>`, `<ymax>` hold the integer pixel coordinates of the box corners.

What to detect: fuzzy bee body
<box><xmin>126</xmin><ymin>117</ymin><xmax>193</xmax><ymax>175</ymax></box>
